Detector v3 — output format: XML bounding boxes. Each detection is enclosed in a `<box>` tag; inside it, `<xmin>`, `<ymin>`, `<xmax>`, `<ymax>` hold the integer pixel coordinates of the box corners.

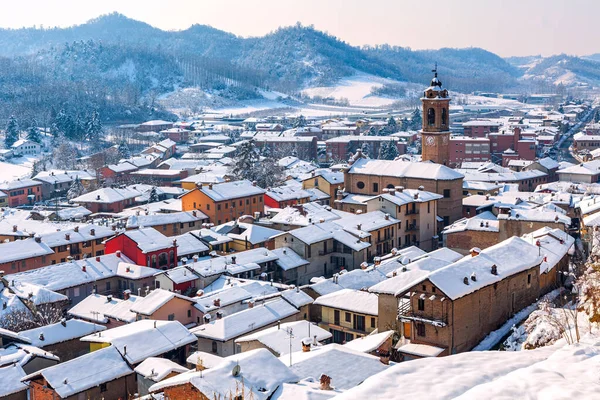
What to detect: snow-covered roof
<box><xmin>314</xmin><ymin>288</ymin><xmax>378</xmax><ymax>315</ymax></box>
<box><xmin>283</xmin><ymin>344</ymin><xmax>388</xmax><ymax>391</ymax></box>
<box><xmin>272</xmin><ymin>247</ymin><xmax>309</xmax><ymax>271</ymax></box>
<box><xmin>22</xmin><ymin>346</ymin><xmax>132</xmax><ymax>398</ymax></box>
<box><xmin>185</xmin><ymin>351</ymin><xmax>223</xmax><ymax>369</ymax></box>
<box><xmin>0</xmin><ymin>342</ymin><xmax>59</xmax><ymax>369</ymax></box>
<box><xmin>521</xmin><ymin>227</ymin><xmax>575</xmax><ymax>274</ymax></box>
<box><xmin>0</xmin><ymin>364</ymin><xmax>28</xmax><ymax>396</ymax></box>
<box><xmin>280</xmin><ymin>288</ymin><xmax>314</xmax><ymax>308</ymax></box>
<box><xmin>368</xmin><ymin>188</ymin><xmax>443</xmax><ymax>207</ymax></box>
<box><xmin>270</xmin><ymin>203</ymin><xmax>341</xmax><ymax>227</ymax></box>
<box><xmin>333</xmin><ymin>211</ymin><xmax>399</xmax><ymax>238</ymax></box>
<box><xmin>214</xmin><ymin>221</ymin><xmax>282</xmax><ymax>245</ymax></box>
<box><xmin>266</xmin><ymin>185</ymin><xmax>313</xmax><ymax>202</ymax></box>
<box><xmin>343</xmin><ymin>330</ymin><xmax>394</xmax><ymax>353</ymax></box>
<box><xmin>150</xmin><ymin>349</ymin><xmax>298</xmax><ymax>400</ymax></box>
<box><xmin>68</xmin><ymin>293</ymin><xmax>139</xmax><ymax>323</ymax></box>
<box><xmin>81</xmin><ymin>320</ymin><xmax>196</xmax><ymax>364</ymax></box>
<box><xmin>348</xmin><ymin>158</ymin><xmax>464</xmax><ymax>181</ymax></box>
<box><xmin>235</xmin><ymin>320</ymin><xmax>332</xmax><ymax>356</ymax></box>
<box><xmin>130</xmin><ymin>289</ymin><xmax>195</xmax><ymax>316</ymax></box>
<box><xmin>72</xmin><ymin>187</ymin><xmax>141</xmax><ymax>203</ymax></box>
<box><xmin>123</xmin><ymin>228</ymin><xmax>175</xmax><ymax>253</ymax></box>
<box><xmin>189</xmin><ymin>247</ymin><xmax>278</xmax><ymax>278</ymax></box>
<box><xmin>287</xmin><ymin>221</ymin><xmax>371</xmax><ymax>251</ymax></box>
<box><xmin>396</xmin><ymin>342</ymin><xmax>445</xmax><ymax>357</ymax></box>
<box><xmin>20</xmin><ymin>319</ymin><xmax>106</xmax><ymax>347</ymax></box>
<box><xmin>170</xmin><ymin>232</ymin><xmax>210</xmax><ymax>256</ymax></box>
<box><xmin>134</xmin><ymin>357</ymin><xmax>189</xmax><ymax>382</ymax></box>
<box><xmin>557</xmin><ymin>160</ymin><xmax>600</xmax><ymax>176</ymax></box>
<box><xmin>0</xmin><ymin>238</ymin><xmax>54</xmax><ymax>264</ymax></box>
<box><xmin>197</xmin><ymin>179</ymin><xmax>265</xmax><ymax>201</ymax></box>
<box><xmin>427</xmin><ymin>237</ymin><xmax>542</xmax><ymax>300</ymax></box>
<box><xmin>442</xmin><ymin>212</ymin><xmax>499</xmax><ymax>235</ymax></box>
<box><xmin>36</xmin><ymin>224</ymin><xmax>115</xmax><ymax>248</ymax></box>
<box><xmin>190</xmin><ymin>298</ymin><xmax>299</xmax><ymax>341</ymax></box>
<box><xmin>126</xmin><ymin>210</ymin><xmax>207</xmax><ymax>229</ymax></box>
<box><xmin>5</xmin><ymin>254</ymin><xmax>158</xmax><ymax>292</ymax></box>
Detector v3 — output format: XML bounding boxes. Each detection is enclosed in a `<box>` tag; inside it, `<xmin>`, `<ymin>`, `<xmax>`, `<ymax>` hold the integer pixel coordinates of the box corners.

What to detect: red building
<box><xmin>264</xmin><ymin>186</ymin><xmax>312</xmax><ymax>209</ymax></box>
<box><xmin>448</xmin><ymin>137</ymin><xmax>490</xmax><ymax>167</ymax></box>
<box><xmin>160</xmin><ymin>128</ymin><xmax>191</xmax><ymax>143</ymax></box>
<box><xmin>104</xmin><ymin>228</ymin><xmax>178</xmax><ymax>270</ymax></box>
<box><xmin>325</xmin><ymin>136</ymin><xmax>406</xmax><ymax>161</ymax></box>
<box><xmin>462</xmin><ymin>120</ymin><xmax>502</xmax><ymax>137</ymax></box>
<box><xmin>0</xmin><ymin>179</ymin><xmax>42</xmax><ymax>206</ymax></box>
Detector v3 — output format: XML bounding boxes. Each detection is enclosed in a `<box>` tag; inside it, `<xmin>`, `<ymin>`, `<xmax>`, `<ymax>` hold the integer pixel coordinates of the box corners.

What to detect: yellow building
<box><xmin>313</xmin><ymin>288</ymin><xmax>378</xmax><ymax>344</ymax></box>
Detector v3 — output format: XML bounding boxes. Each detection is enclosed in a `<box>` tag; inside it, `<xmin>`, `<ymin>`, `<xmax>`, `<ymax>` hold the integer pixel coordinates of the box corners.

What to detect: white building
<box><xmin>11</xmin><ymin>139</ymin><xmax>41</xmax><ymax>156</ymax></box>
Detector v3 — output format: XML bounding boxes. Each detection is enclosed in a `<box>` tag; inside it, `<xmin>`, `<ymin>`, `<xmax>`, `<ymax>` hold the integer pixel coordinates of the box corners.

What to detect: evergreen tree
<box><xmin>410</xmin><ymin>108</ymin><xmax>422</xmax><ymax>130</ymax></box>
<box><xmin>26</xmin><ymin>119</ymin><xmax>42</xmax><ymax>144</ymax></box>
<box><xmin>67</xmin><ymin>176</ymin><xmax>85</xmax><ymax>200</ymax></box>
<box><xmin>367</xmin><ymin>126</ymin><xmax>378</xmax><ymax>136</ymax></box>
<box><xmin>148</xmin><ymin>186</ymin><xmax>159</xmax><ymax>203</ymax></box>
<box><xmin>386</xmin><ymin>116</ymin><xmax>397</xmax><ymax>133</ymax></box>
<box><xmin>117</xmin><ymin>140</ymin><xmax>132</xmax><ymax>159</ymax></box>
<box><xmin>86</xmin><ymin>110</ymin><xmax>103</xmax><ymax>150</ymax></box>
<box><xmin>361</xmin><ymin>142</ymin><xmax>372</xmax><ymax>158</ymax></box>
<box><xmin>293</xmin><ymin>115</ymin><xmax>307</xmax><ymax>128</ymax></box>
<box><xmin>4</xmin><ymin>115</ymin><xmax>19</xmax><ymax>149</ymax></box>
<box><xmin>230</xmin><ymin>140</ymin><xmax>261</xmax><ymax>181</ymax></box>
<box><xmin>53</xmin><ymin>134</ymin><xmax>77</xmax><ymax>170</ymax></box>
<box><xmin>386</xmin><ymin>140</ymin><xmax>399</xmax><ymax>160</ymax></box>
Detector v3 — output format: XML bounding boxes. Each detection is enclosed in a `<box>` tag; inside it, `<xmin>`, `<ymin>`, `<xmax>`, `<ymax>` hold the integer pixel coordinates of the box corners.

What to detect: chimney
<box><xmin>231</xmin><ymin>256</ymin><xmax>237</xmax><ymax>264</ymax></box>
<box><xmin>213</xmin><ymin>298</ymin><xmax>221</xmax><ymax>307</ymax></box>
<box><xmin>82</xmin><ymin>265</ymin><xmax>86</xmax><ymax>272</ymax></box>
<box><xmin>203</xmin><ymin>314</ymin><xmax>211</xmax><ymax>324</ymax></box>
<box><xmin>192</xmin><ymin>210</ymin><xmax>197</xmax><ymax>217</ymax></box>
<box><xmin>379</xmin><ymin>350</ymin><xmax>390</xmax><ymax>365</ymax></box>
<box><xmin>96</xmin><ymin>195</ymin><xmax>101</xmax><ymax>200</ymax></box>
<box><xmin>252</xmin><ymin>181</ymin><xmax>257</xmax><ymax>186</ymax></box>
<box><xmin>485</xmin><ymin>194</ymin><xmax>490</xmax><ymax>200</ymax></box>
<box><xmin>357</xmin><ymin>223</ymin><xmax>362</xmax><ymax>231</ymax></box>
<box><xmin>471</xmin><ymin>272</ymin><xmax>477</xmax><ymax>282</ymax></box>
<box><xmin>74</xmin><ymin>226</ymin><xmax>79</xmax><ymax>233</ymax></box>
<box><xmin>60</xmin><ymin>319</ymin><xmax>66</xmax><ymax>327</ymax></box>
<box><xmin>374</xmin><ymin>257</ymin><xmax>381</xmax><ymax>266</ymax></box>
<box><xmin>320</xmin><ymin>374</ymin><xmax>333</xmax><ymax>391</ymax></box>
<box><xmin>123</xmin><ymin>345</ymin><xmax>127</xmax><ymax>356</ymax></box>
<box><xmin>418</xmin><ymin>185</ymin><xmax>424</xmax><ymax>191</ymax></box>
<box><xmin>90</xmin><ymin>228</ymin><xmax>95</xmax><ymax>236</ymax></box>
<box><xmin>34</xmin><ymin>235</ymin><xmax>41</xmax><ymax>243</ymax></box>
<box><xmin>39</xmin><ymin>333</ymin><xmax>45</xmax><ymax>341</ymax></box>
<box><xmin>136</xmin><ymin>210</ymin><xmax>140</xmax><ymax>216</ymax></box>
<box><xmin>198</xmin><ymin>183</ymin><xmax>203</xmax><ymax>189</ymax></box>
<box><xmin>208</xmin><ymin>183</ymin><xmax>213</xmax><ymax>190</ymax></box>
<box><xmin>216</xmin><ymin>311</ymin><xmax>223</xmax><ymax>319</ymax></box>
<box><xmin>384</xmin><ymin>213</ymin><xmax>390</xmax><ymax>220</ymax></box>
<box><xmin>116</xmin><ymin>251</ymin><xmax>121</xmax><ymax>258</ymax></box>
<box><xmin>107</xmin><ymin>295</ymin><xmax>113</xmax><ymax>302</ymax></box>
<box><xmin>414</xmin><ymin>193</ymin><xmax>418</xmax><ymax>200</ymax></box>
<box><xmin>389</xmin><ymin>188</ymin><xmax>395</xmax><ymax>195</ymax></box>
<box><xmin>12</xmin><ymin>225</ymin><xmax>17</xmax><ymax>233</ymax></box>
<box><xmin>470</xmin><ymin>247</ymin><xmax>481</xmax><ymax>257</ymax></box>
<box><xmin>463</xmin><ymin>277</ymin><xmax>469</xmax><ymax>285</ymax></box>
<box><xmin>172</xmin><ymin>239</ymin><xmax>177</xmax><ymax>248</ymax></box>
<box><xmin>248</xmin><ymin>300</ymin><xmax>255</xmax><ymax>309</ymax></box>
<box><xmin>95</xmin><ymin>256</ymin><xmax>100</xmax><ymax>262</ymax></box>
<box><xmin>313</xmin><ymin>334</ymin><xmax>318</xmax><ymax>345</ymax></box>
<box><xmin>123</xmin><ymin>290</ymin><xmax>131</xmax><ymax>300</ymax></box>
<box><xmin>491</xmin><ymin>265</ymin><xmax>498</xmax><ymax>275</ymax></box>
<box><xmin>396</xmin><ymin>186</ymin><xmax>404</xmax><ymax>193</ymax></box>
<box><xmin>65</xmin><ymin>233</ymin><xmax>70</xmax><ymax>241</ymax></box>
<box><xmin>302</xmin><ymin>339</ymin><xmax>311</xmax><ymax>352</ymax></box>
<box><xmin>277</xmin><ymin>320</ymin><xmax>281</xmax><ymax>330</ymax></box>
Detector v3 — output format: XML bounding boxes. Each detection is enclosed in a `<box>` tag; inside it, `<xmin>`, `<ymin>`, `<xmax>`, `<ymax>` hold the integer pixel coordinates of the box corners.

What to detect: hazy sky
<box><xmin>2</xmin><ymin>0</ymin><xmax>598</xmax><ymax>57</ymax></box>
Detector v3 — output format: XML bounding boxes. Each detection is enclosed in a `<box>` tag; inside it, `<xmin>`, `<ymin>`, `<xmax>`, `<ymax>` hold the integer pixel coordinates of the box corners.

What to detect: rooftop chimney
<box><xmin>470</xmin><ymin>247</ymin><xmax>481</xmax><ymax>257</ymax></box>
<box><xmin>123</xmin><ymin>290</ymin><xmax>131</xmax><ymax>300</ymax></box>
<box><xmin>116</xmin><ymin>251</ymin><xmax>121</xmax><ymax>258</ymax></box>
<box><xmin>95</xmin><ymin>256</ymin><xmax>100</xmax><ymax>262</ymax></box>
<box><xmin>213</xmin><ymin>298</ymin><xmax>221</xmax><ymax>307</ymax></box>
<box><xmin>302</xmin><ymin>339</ymin><xmax>311</xmax><ymax>352</ymax></box>
<box><xmin>34</xmin><ymin>235</ymin><xmax>41</xmax><ymax>243</ymax></box>
<box><xmin>471</xmin><ymin>272</ymin><xmax>477</xmax><ymax>282</ymax></box>
<box><xmin>491</xmin><ymin>265</ymin><xmax>498</xmax><ymax>275</ymax></box>
<box><xmin>208</xmin><ymin>183</ymin><xmax>213</xmax><ymax>190</ymax></box>
<box><xmin>320</xmin><ymin>374</ymin><xmax>333</xmax><ymax>391</ymax></box>
<box><xmin>38</xmin><ymin>333</ymin><xmax>45</xmax><ymax>341</ymax></box>
<box><xmin>74</xmin><ymin>226</ymin><xmax>79</xmax><ymax>233</ymax></box>
<box><xmin>396</xmin><ymin>186</ymin><xmax>404</xmax><ymax>193</ymax></box>
<box><xmin>231</xmin><ymin>256</ymin><xmax>237</xmax><ymax>264</ymax></box>
<box><xmin>90</xmin><ymin>228</ymin><xmax>95</xmax><ymax>236</ymax></box>
<box><xmin>248</xmin><ymin>300</ymin><xmax>255</xmax><ymax>309</ymax></box>
<box><xmin>12</xmin><ymin>225</ymin><xmax>17</xmax><ymax>233</ymax></box>
<box><xmin>65</xmin><ymin>233</ymin><xmax>70</xmax><ymax>241</ymax></box>
<box><xmin>379</xmin><ymin>350</ymin><xmax>390</xmax><ymax>365</ymax></box>
<box><xmin>192</xmin><ymin>210</ymin><xmax>197</xmax><ymax>217</ymax></box>
<box><xmin>463</xmin><ymin>277</ymin><xmax>469</xmax><ymax>285</ymax></box>
<box><xmin>216</xmin><ymin>310</ymin><xmax>223</xmax><ymax>319</ymax></box>
<box><xmin>81</xmin><ymin>265</ymin><xmax>86</xmax><ymax>272</ymax></box>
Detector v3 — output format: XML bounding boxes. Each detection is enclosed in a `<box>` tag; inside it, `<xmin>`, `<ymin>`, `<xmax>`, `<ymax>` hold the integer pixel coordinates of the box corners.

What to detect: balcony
<box><xmin>405</xmin><ymin>223</ymin><xmax>418</xmax><ymax>232</ymax></box>
<box><xmin>405</xmin><ymin>209</ymin><xmax>419</xmax><ymax>216</ymax></box>
<box><xmin>397</xmin><ymin>299</ymin><xmax>448</xmax><ymax>326</ymax></box>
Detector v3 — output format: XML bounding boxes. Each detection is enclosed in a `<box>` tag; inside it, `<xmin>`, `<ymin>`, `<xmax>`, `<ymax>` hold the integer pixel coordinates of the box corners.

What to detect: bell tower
<box><xmin>421</xmin><ymin>64</ymin><xmax>451</xmax><ymax>165</ymax></box>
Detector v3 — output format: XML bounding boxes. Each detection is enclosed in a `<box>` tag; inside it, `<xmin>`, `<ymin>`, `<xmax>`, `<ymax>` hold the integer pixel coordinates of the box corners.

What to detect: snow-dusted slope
<box><xmin>332</xmin><ymin>333</ymin><xmax>600</xmax><ymax>399</ymax></box>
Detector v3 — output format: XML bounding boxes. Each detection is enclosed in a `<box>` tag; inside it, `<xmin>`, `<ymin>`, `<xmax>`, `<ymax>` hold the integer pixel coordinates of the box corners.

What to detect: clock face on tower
<box><xmin>425</xmin><ymin>135</ymin><xmax>435</xmax><ymax>146</ymax></box>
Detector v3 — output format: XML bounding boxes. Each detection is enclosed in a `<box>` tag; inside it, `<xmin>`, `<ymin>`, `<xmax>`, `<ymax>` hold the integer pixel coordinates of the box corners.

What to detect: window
<box><xmin>345</xmin><ymin>332</ymin><xmax>354</xmax><ymax>343</ymax></box>
<box><xmin>428</xmin><ymin>202</ymin><xmax>431</xmax><ymax>213</ymax></box>
<box><xmin>442</xmin><ymin>108</ymin><xmax>448</xmax><ymax>125</ymax></box>
<box><xmin>334</xmin><ymin>310</ymin><xmax>340</xmax><ymax>325</ymax></box>
<box><xmin>443</xmin><ymin>189</ymin><xmax>451</xmax><ymax>198</ymax></box>
<box><xmin>225</xmin><ymin>203</ymin><xmax>228</xmax><ymax>209</ymax></box>
<box><xmin>212</xmin><ymin>341</ymin><xmax>218</xmax><ymax>354</ymax></box>
<box><xmin>353</xmin><ymin>315</ymin><xmax>366</xmax><ymax>332</ymax></box>
<box><xmin>418</xmin><ymin>298</ymin><xmax>425</xmax><ymax>311</ymax></box>
<box><xmin>373</xmin><ymin>182</ymin><xmax>379</xmax><ymax>193</ymax></box>
<box><xmin>371</xmin><ymin>317</ymin><xmax>376</xmax><ymax>328</ymax></box>
<box><xmin>188</xmin><ymin>309</ymin><xmax>192</xmax><ymax>318</ymax></box>
<box><xmin>217</xmin><ymin>204</ymin><xmax>221</xmax><ymax>210</ymax></box>
<box><xmin>416</xmin><ymin>323</ymin><xmax>426</xmax><ymax>337</ymax></box>
<box><xmin>527</xmin><ymin>273</ymin><xmax>532</xmax><ymax>286</ymax></box>
<box><xmin>106</xmin><ymin>282</ymin><xmax>111</xmax><ymax>291</ymax></box>
<box><xmin>163</xmin><ymin>224</ymin><xmax>167</xmax><ymax>231</ymax></box>
<box><xmin>168</xmin><ymin>313</ymin><xmax>175</xmax><ymax>321</ymax></box>
<box><xmin>356</xmin><ymin>181</ymin><xmax>365</xmax><ymax>189</ymax></box>
<box><xmin>206</xmin><ymin>204</ymin><xmax>210</xmax><ymax>210</ymax></box>
<box><xmin>100</xmin><ymin>383</ymin><xmax>107</xmax><ymax>393</ymax></box>
<box><xmin>73</xmin><ymin>287</ymin><xmax>80</xmax><ymax>297</ymax></box>
<box><xmin>345</xmin><ymin>312</ymin><xmax>351</xmax><ymax>323</ymax></box>
<box><xmin>427</xmin><ymin>108</ymin><xmax>435</xmax><ymax>126</ymax></box>
<box><xmin>246</xmin><ymin>199</ymin><xmax>249</xmax><ymax>205</ymax></box>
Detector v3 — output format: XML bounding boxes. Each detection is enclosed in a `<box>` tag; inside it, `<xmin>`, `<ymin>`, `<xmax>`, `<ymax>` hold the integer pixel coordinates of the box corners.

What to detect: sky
<box><xmin>1</xmin><ymin>0</ymin><xmax>598</xmax><ymax>57</ymax></box>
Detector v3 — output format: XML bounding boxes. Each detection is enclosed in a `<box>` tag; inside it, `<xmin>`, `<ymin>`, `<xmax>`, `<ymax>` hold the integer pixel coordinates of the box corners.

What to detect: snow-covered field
<box><xmin>301</xmin><ymin>74</ymin><xmax>404</xmax><ymax>108</ymax></box>
<box><xmin>0</xmin><ymin>156</ymin><xmax>37</xmax><ymax>183</ymax></box>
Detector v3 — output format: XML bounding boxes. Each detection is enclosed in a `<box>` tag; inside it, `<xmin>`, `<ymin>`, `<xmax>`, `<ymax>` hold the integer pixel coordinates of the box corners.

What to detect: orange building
<box><xmin>0</xmin><ymin>179</ymin><xmax>42</xmax><ymax>207</ymax></box>
<box><xmin>181</xmin><ymin>180</ymin><xmax>266</xmax><ymax>225</ymax></box>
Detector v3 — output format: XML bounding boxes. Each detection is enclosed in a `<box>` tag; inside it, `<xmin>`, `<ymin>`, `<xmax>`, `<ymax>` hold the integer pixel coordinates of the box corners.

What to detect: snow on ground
<box><xmin>0</xmin><ymin>160</ymin><xmax>33</xmax><ymax>183</ymax></box>
<box><xmin>333</xmin><ymin>331</ymin><xmax>600</xmax><ymax>399</ymax></box>
<box><xmin>301</xmin><ymin>74</ymin><xmax>402</xmax><ymax>108</ymax></box>
<box><xmin>473</xmin><ymin>288</ymin><xmax>561</xmax><ymax>351</ymax></box>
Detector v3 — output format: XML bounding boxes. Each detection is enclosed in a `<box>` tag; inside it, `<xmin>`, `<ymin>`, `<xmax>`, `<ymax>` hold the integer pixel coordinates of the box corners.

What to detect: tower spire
<box><xmin>432</xmin><ymin>62</ymin><xmax>438</xmax><ymax>78</ymax></box>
